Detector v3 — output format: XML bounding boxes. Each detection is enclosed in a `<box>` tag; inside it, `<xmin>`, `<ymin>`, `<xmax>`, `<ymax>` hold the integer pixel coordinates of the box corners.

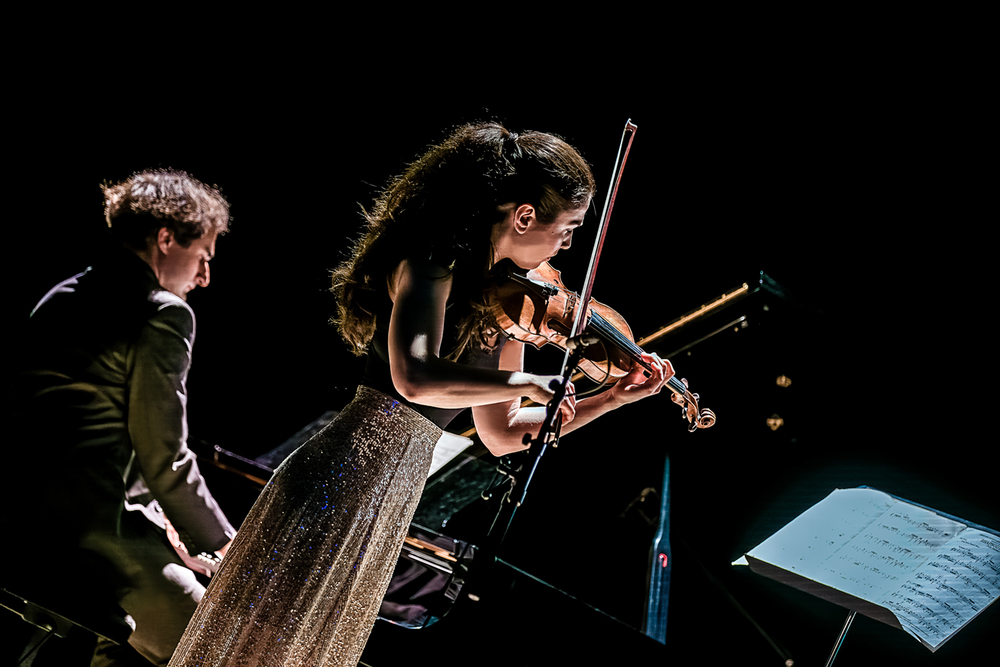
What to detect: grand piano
<box><xmin>194</xmin><ymin>271</ymin><xmax>998</xmax><ymax>666</ymax></box>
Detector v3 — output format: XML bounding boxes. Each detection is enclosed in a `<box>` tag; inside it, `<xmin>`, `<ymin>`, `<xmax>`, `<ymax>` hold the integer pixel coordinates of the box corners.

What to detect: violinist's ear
<box><xmin>513</xmin><ymin>203</ymin><xmax>536</xmax><ymax>234</ymax></box>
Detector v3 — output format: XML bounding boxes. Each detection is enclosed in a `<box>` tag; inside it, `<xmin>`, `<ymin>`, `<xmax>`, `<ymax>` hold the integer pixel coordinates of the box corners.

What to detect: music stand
<box><xmin>734</xmin><ymin>487</ymin><xmax>1000</xmax><ymax>665</ymax></box>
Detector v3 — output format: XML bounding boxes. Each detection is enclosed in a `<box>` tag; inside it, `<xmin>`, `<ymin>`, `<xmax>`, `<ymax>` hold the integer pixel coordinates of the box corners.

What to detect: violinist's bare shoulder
<box><xmin>387</xmin><ymin>257</ymin><xmax>454</xmax><ymax>303</ymax></box>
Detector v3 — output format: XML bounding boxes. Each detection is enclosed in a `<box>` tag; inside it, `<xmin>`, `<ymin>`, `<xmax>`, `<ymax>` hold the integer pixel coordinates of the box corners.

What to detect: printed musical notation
<box><xmin>821</xmin><ymin>500</ymin><xmax>961</xmax><ymax>599</ymax></box>
<box><xmin>740</xmin><ymin>488</ymin><xmax>1000</xmax><ymax>652</ymax></box>
<box><xmin>879</xmin><ymin>529</ymin><xmax>1000</xmax><ymax>648</ymax></box>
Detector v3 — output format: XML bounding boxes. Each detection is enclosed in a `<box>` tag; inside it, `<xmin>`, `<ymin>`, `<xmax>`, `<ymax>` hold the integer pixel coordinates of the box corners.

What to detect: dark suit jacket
<box><xmin>5</xmin><ymin>247</ymin><xmax>234</xmax><ymax>565</ymax></box>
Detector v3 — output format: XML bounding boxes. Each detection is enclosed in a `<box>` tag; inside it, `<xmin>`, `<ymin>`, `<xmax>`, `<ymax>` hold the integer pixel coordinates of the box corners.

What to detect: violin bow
<box><xmin>562</xmin><ymin>119</ymin><xmax>639</xmax><ymax>374</ymax></box>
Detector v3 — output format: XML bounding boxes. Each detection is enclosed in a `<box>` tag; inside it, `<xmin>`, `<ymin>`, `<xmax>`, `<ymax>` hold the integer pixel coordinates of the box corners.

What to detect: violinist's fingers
<box><xmin>645</xmin><ymin>353</ymin><xmax>675</xmax><ymax>380</ymax></box>
<box><xmin>562</xmin><ymin>380</ymin><xmax>577</xmax><ymax>406</ymax></box>
<box><xmin>559</xmin><ymin>381</ymin><xmax>577</xmax><ymax>424</ymax></box>
<box><xmin>534</xmin><ymin>374</ymin><xmax>571</xmax><ymax>406</ymax></box>
<box><xmin>614</xmin><ymin>354</ymin><xmax>675</xmax><ymax>404</ymax></box>
<box><xmin>643</xmin><ymin>352</ymin><xmax>675</xmax><ymax>391</ymax></box>
<box><xmin>620</xmin><ymin>368</ymin><xmax>655</xmax><ymax>396</ymax></box>
<box><xmin>660</xmin><ymin>355</ymin><xmax>676</xmax><ymax>381</ymax></box>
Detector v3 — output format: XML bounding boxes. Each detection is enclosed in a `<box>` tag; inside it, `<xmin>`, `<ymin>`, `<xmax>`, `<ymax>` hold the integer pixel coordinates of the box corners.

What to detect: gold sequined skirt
<box><xmin>169</xmin><ymin>386</ymin><xmax>443</xmax><ymax>667</ymax></box>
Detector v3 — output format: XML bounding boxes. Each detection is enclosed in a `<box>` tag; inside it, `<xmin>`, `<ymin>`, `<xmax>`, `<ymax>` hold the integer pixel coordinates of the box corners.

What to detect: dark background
<box><xmin>9</xmin><ymin>53</ymin><xmax>994</xmax><ymax>666</ymax></box>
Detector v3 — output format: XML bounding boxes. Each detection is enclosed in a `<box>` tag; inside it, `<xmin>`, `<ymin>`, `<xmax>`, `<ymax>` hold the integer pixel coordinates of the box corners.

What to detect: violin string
<box><xmin>589</xmin><ymin>312</ymin><xmax>650</xmax><ymax>368</ymax></box>
<box><xmin>666</xmin><ymin>376</ymin><xmax>687</xmax><ymax>396</ymax></box>
<box><xmin>589</xmin><ymin>311</ymin><xmax>687</xmax><ymax>398</ymax></box>
<box><xmin>588</xmin><ymin>313</ymin><xmax>636</xmax><ymax>355</ymax></box>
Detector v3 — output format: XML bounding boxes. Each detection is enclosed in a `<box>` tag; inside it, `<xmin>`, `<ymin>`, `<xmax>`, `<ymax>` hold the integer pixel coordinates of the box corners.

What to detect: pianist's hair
<box><xmin>331</xmin><ymin>121</ymin><xmax>595</xmax><ymax>360</ymax></box>
<box><xmin>103</xmin><ymin>168</ymin><xmax>230</xmax><ymax>250</ymax></box>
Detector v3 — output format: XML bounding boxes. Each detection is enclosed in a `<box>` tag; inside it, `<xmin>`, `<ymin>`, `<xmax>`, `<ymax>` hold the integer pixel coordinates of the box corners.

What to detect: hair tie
<box><xmin>503</xmin><ymin>130</ymin><xmax>522</xmax><ymax>161</ymax></box>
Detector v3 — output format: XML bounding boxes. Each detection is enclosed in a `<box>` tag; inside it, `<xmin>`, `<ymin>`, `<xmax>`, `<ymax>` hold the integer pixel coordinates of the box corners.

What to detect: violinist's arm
<box><xmin>473</xmin><ymin>340</ymin><xmax>676</xmax><ymax>456</ymax></box>
<box><xmin>387</xmin><ymin>258</ymin><xmax>564</xmax><ymax>410</ymax></box>
<box><xmin>471</xmin><ymin>339</ymin><xmax>560</xmax><ymax>456</ymax></box>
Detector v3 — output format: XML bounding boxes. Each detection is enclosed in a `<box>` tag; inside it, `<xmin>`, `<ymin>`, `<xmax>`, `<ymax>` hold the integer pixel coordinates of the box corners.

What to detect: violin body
<box><xmin>491</xmin><ymin>261</ymin><xmax>716</xmax><ymax>432</ymax></box>
<box><xmin>492</xmin><ymin>262</ymin><xmax>636</xmax><ymax>382</ymax></box>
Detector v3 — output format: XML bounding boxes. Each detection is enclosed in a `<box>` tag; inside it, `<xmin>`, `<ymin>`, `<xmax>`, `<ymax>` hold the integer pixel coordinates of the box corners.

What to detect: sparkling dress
<box><xmin>168</xmin><ymin>386</ymin><xmax>443</xmax><ymax>666</ymax></box>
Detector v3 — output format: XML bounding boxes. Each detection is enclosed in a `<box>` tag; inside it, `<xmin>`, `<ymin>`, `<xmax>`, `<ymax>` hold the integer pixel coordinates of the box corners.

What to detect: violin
<box><xmin>492</xmin><ymin>260</ymin><xmax>716</xmax><ymax>432</ymax></box>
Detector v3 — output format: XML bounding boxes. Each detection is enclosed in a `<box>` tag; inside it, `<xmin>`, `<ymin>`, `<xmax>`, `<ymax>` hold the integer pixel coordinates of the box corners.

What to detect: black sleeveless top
<box><xmin>361</xmin><ymin>292</ymin><xmax>504</xmax><ymax>430</ymax></box>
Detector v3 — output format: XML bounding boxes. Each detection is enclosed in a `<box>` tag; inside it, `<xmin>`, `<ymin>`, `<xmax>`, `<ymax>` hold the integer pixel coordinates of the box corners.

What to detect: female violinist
<box><xmin>168</xmin><ymin>122</ymin><xmax>676</xmax><ymax>667</ymax></box>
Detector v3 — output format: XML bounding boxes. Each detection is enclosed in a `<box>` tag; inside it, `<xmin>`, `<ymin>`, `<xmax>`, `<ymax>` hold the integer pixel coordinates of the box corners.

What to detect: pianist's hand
<box><xmin>164</xmin><ymin>517</ymin><xmax>226</xmax><ymax>577</ymax></box>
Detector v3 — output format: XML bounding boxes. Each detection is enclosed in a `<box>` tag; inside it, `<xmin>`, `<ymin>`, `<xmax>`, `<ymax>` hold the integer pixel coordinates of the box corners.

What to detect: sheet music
<box><xmin>429</xmin><ymin>431</ymin><xmax>473</xmax><ymax>477</ymax></box>
<box><xmin>880</xmin><ymin>528</ymin><xmax>1000</xmax><ymax>650</ymax></box>
<box><xmin>745</xmin><ymin>487</ymin><xmax>898</xmax><ymax>579</ymax></box>
<box><xmin>818</xmin><ymin>496</ymin><xmax>963</xmax><ymax>601</ymax></box>
<box><xmin>742</xmin><ymin>488</ymin><xmax>1000</xmax><ymax>651</ymax></box>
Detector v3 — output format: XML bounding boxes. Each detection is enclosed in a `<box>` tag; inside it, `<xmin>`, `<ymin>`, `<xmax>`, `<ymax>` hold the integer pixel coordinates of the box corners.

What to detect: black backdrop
<box><xmin>9</xmin><ymin>60</ymin><xmax>994</xmax><ymax>665</ymax></box>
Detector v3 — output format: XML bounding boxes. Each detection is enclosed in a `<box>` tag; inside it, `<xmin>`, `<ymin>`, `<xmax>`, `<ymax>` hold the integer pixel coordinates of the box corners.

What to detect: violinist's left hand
<box><xmin>611</xmin><ymin>352</ymin><xmax>676</xmax><ymax>406</ymax></box>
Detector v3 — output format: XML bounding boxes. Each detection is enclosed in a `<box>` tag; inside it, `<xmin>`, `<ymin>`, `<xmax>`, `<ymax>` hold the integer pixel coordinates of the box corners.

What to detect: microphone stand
<box><xmin>486</xmin><ymin>335</ymin><xmax>595</xmax><ymax>548</ymax></box>
<box><xmin>482</xmin><ymin>119</ymin><xmax>639</xmax><ymax>552</ymax></box>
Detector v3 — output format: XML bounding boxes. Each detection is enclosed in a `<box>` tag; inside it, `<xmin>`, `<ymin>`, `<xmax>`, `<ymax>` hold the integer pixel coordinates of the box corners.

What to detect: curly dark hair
<box><xmin>102</xmin><ymin>168</ymin><xmax>230</xmax><ymax>249</ymax></box>
<box><xmin>331</xmin><ymin>121</ymin><xmax>595</xmax><ymax>359</ymax></box>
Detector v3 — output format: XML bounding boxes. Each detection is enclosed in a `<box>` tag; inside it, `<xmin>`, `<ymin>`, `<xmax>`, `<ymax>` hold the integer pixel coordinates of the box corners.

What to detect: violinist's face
<box><xmin>498</xmin><ymin>203</ymin><xmax>587</xmax><ymax>270</ymax></box>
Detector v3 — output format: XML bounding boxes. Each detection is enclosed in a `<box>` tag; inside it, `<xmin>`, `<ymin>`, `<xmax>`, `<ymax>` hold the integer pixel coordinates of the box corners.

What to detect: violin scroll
<box><xmin>670</xmin><ymin>378</ymin><xmax>716</xmax><ymax>432</ymax></box>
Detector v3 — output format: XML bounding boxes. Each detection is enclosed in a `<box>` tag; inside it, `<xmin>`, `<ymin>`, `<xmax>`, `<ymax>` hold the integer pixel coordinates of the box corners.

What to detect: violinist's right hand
<box><xmin>515</xmin><ymin>372</ymin><xmax>577</xmax><ymax>425</ymax></box>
